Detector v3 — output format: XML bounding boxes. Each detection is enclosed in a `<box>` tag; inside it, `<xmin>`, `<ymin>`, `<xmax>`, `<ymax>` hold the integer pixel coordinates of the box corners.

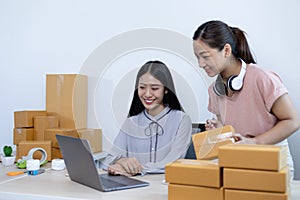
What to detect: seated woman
<box><xmin>101</xmin><ymin>60</ymin><xmax>192</xmax><ymax>176</ymax></box>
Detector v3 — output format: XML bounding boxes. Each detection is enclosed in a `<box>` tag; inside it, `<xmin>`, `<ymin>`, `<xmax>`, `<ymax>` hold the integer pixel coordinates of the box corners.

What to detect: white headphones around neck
<box><xmin>213</xmin><ymin>59</ymin><xmax>247</xmax><ymax>96</ymax></box>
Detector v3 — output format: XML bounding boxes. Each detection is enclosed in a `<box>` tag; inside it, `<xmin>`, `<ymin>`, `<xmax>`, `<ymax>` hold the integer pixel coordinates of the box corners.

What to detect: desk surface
<box><xmin>1</xmin><ymin>164</ymin><xmax>300</xmax><ymax>200</ymax></box>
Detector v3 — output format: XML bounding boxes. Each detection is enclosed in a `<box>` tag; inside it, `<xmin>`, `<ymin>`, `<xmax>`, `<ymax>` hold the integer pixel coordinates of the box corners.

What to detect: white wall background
<box><xmin>1</xmin><ymin>0</ymin><xmax>300</xmax><ymax>179</ymax></box>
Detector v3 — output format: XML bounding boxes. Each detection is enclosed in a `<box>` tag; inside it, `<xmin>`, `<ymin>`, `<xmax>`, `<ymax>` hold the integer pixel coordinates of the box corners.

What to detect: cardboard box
<box><xmin>44</xmin><ymin>128</ymin><xmax>102</xmax><ymax>153</ymax></box>
<box><xmin>219</xmin><ymin>144</ymin><xmax>287</xmax><ymax>171</ymax></box>
<box><xmin>168</xmin><ymin>184</ymin><xmax>223</xmax><ymax>200</ymax></box>
<box><xmin>46</xmin><ymin>74</ymin><xmax>87</xmax><ymax>129</ymax></box>
<box><xmin>14</xmin><ymin>110</ymin><xmax>46</xmax><ymax>128</ymax></box>
<box><xmin>165</xmin><ymin>159</ymin><xmax>221</xmax><ymax>188</ymax></box>
<box><xmin>34</xmin><ymin>116</ymin><xmax>59</xmax><ymax>141</ymax></box>
<box><xmin>17</xmin><ymin>141</ymin><xmax>51</xmax><ymax>161</ymax></box>
<box><xmin>51</xmin><ymin>147</ymin><xmax>63</xmax><ymax>159</ymax></box>
<box><xmin>77</xmin><ymin>129</ymin><xmax>102</xmax><ymax>153</ymax></box>
<box><xmin>192</xmin><ymin>125</ymin><xmax>235</xmax><ymax>160</ymax></box>
<box><xmin>13</xmin><ymin>128</ymin><xmax>34</xmax><ymax>145</ymax></box>
<box><xmin>225</xmin><ymin>189</ymin><xmax>289</xmax><ymax>200</ymax></box>
<box><xmin>223</xmin><ymin>167</ymin><xmax>289</xmax><ymax>193</ymax></box>
<box><xmin>44</xmin><ymin>128</ymin><xmax>79</xmax><ymax>148</ymax></box>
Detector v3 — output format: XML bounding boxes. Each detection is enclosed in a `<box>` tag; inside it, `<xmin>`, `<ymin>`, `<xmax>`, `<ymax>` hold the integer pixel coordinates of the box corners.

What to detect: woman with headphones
<box><xmin>192</xmin><ymin>20</ymin><xmax>300</xmax><ymax>178</ymax></box>
<box><xmin>101</xmin><ymin>60</ymin><xmax>192</xmax><ymax>176</ymax></box>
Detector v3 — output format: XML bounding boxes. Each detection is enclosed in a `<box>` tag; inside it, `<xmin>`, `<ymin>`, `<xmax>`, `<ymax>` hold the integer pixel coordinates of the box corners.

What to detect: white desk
<box><xmin>0</xmin><ymin>164</ymin><xmax>300</xmax><ymax>200</ymax></box>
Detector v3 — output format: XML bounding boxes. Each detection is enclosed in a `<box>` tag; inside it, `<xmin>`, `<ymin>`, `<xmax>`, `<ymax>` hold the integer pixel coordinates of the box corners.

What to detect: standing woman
<box><xmin>101</xmin><ymin>60</ymin><xmax>192</xmax><ymax>176</ymax></box>
<box><xmin>192</xmin><ymin>20</ymin><xmax>300</xmax><ymax>178</ymax></box>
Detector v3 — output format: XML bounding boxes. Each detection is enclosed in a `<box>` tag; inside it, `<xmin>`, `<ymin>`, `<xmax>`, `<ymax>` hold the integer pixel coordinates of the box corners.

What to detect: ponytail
<box><xmin>230</xmin><ymin>27</ymin><xmax>256</xmax><ymax>64</ymax></box>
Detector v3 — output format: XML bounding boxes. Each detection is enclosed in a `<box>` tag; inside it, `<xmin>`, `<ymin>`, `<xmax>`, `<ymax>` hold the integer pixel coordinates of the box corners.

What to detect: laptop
<box><xmin>56</xmin><ymin>134</ymin><xmax>149</xmax><ymax>192</ymax></box>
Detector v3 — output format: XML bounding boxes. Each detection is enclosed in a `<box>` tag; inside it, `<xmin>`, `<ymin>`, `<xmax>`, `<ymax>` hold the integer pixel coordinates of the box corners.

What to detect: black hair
<box><xmin>128</xmin><ymin>60</ymin><xmax>183</xmax><ymax>117</ymax></box>
<box><xmin>193</xmin><ymin>20</ymin><xmax>256</xmax><ymax>64</ymax></box>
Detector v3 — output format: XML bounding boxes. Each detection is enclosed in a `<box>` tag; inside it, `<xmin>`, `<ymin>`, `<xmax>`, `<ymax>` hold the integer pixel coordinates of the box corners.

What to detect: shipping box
<box><xmin>14</xmin><ymin>110</ymin><xmax>46</xmax><ymax>128</ymax></box>
<box><xmin>223</xmin><ymin>167</ymin><xmax>289</xmax><ymax>193</ymax></box>
<box><xmin>165</xmin><ymin>159</ymin><xmax>221</xmax><ymax>188</ymax></box>
<box><xmin>225</xmin><ymin>189</ymin><xmax>289</xmax><ymax>200</ymax></box>
<box><xmin>44</xmin><ymin>128</ymin><xmax>78</xmax><ymax>148</ymax></box>
<box><xmin>44</xmin><ymin>128</ymin><xmax>102</xmax><ymax>153</ymax></box>
<box><xmin>51</xmin><ymin>147</ymin><xmax>63</xmax><ymax>159</ymax></box>
<box><xmin>219</xmin><ymin>144</ymin><xmax>287</xmax><ymax>171</ymax></box>
<box><xmin>34</xmin><ymin>116</ymin><xmax>59</xmax><ymax>141</ymax></box>
<box><xmin>13</xmin><ymin>128</ymin><xmax>34</xmax><ymax>145</ymax></box>
<box><xmin>77</xmin><ymin>129</ymin><xmax>102</xmax><ymax>153</ymax></box>
<box><xmin>168</xmin><ymin>184</ymin><xmax>223</xmax><ymax>200</ymax></box>
<box><xmin>17</xmin><ymin>141</ymin><xmax>51</xmax><ymax>161</ymax></box>
<box><xmin>192</xmin><ymin>125</ymin><xmax>235</xmax><ymax>160</ymax></box>
<box><xmin>46</xmin><ymin>74</ymin><xmax>87</xmax><ymax>129</ymax></box>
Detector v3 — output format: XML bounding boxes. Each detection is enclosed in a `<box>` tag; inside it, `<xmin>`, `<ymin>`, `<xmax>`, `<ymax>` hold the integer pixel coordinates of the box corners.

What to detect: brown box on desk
<box><xmin>168</xmin><ymin>184</ymin><xmax>223</xmax><ymax>200</ymax></box>
<box><xmin>219</xmin><ymin>144</ymin><xmax>287</xmax><ymax>171</ymax></box>
<box><xmin>192</xmin><ymin>125</ymin><xmax>235</xmax><ymax>160</ymax></box>
<box><xmin>51</xmin><ymin>147</ymin><xmax>63</xmax><ymax>159</ymax></box>
<box><xmin>14</xmin><ymin>110</ymin><xmax>47</xmax><ymax>128</ymax></box>
<box><xmin>34</xmin><ymin>116</ymin><xmax>59</xmax><ymax>141</ymax></box>
<box><xmin>13</xmin><ymin>128</ymin><xmax>34</xmax><ymax>145</ymax></box>
<box><xmin>44</xmin><ymin>128</ymin><xmax>79</xmax><ymax>148</ymax></box>
<box><xmin>225</xmin><ymin>189</ymin><xmax>290</xmax><ymax>200</ymax></box>
<box><xmin>165</xmin><ymin>159</ymin><xmax>221</xmax><ymax>188</ymax></box>
<box><xmin>44</xmin><ymin>128</ymin><xmax>102</xmax><ymax>153</ymax></box>
<box><xmin>77</xmin><ymin>129</ymin><xmax>102</xmax><ymax>153</ymax></box>
<box><xmin>46</xmin><ymin>74</ymin><xmax>87</xmax><ymax>129</ymax></box>
<box><xmin>17</xmin><ymin>141</ymin><xmax>51</xmax><ymax>161</ymax></box>
<box><xmin>223</xmin><ymin>167</ymin><xmax>289</xmax><ymax>193</ymax></box>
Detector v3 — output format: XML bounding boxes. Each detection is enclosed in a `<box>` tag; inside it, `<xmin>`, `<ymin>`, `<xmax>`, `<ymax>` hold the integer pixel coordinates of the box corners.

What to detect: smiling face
<box><xmin>138</xmin><ymin>72</ymin><xmax>166</xmax><ymax>116</ymax></box>
<box><xmin>193</xmin><ymin>39</ymin><xmax>227</xmax><ymax>77</ymax></box>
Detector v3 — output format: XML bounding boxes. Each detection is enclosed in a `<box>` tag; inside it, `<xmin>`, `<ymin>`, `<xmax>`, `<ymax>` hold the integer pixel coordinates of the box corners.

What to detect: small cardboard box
<box><xmin>44</xmin><ymin>128</ymin><xmax>78</xmax><ymax>148</ymax></box>
<box><xmin>225</xmin><ymin>189</ymin><xmax>289</xmax><ymax>200</ymax></box>
<box><xmin>77</xmin><ymin>129</ymin><xmax>102</xmax><ymax>153</ymax></box>
<box><xmin>223</xmin><ymin>167</ymin><xmax>289</xmax><ymax>193</ymax></box>
<box><xmin>219</xmin><ymin>144</ymin><xmax>287</xmax><ymax>171</ymax></box>
<box><xmin>13</xmin><ymin>128</ymin><xmax>34</xmax><ymax>145</ymax></box>
<box><xmin>44</xmin><ymin>128</ymin><xmax>102</xmax><ymax>153</ymax></box>
<box><xmin>192</xmin><ymin>125</ymin><xmax>235</xmax><ymax>160</ymax></box>
<box><xmin>168</xmin><ymin>184</ymin><xmax>223</xmax><ymax>200</ymax></box>
<box><xmin>34</xmin><ymin>116</ymin><xmax>59</xmax><ymax>141</ymax></box>
<box><xmin>165</xmin><ymin>159</ymin><xmax>221</xmax><ymax>188</ymax></box>
<box><xmin>46</xmin><ymin>74</ymin><xmax>87</xmax><ymax>129</ymax></box>
<box><xmin>51</xmin><ymin>147</ymin><xmax>63</xmax><ymax>159</ymax></box>
<box><xmin>17</xmin><ymin>141</ymin><xmax>51</xmax><ymax>161</ymax></box>
<box><xmin>14</xmin><ymin>110</ymin><xmax>47</xmax><ymax>128</ymax></box>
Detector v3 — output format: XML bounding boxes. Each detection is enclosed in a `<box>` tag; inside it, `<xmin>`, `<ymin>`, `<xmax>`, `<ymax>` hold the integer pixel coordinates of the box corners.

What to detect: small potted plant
<box><xmin>1</xmin><ymin>145</ymin><xmax>16</xmax><ymax>166</ymax></box>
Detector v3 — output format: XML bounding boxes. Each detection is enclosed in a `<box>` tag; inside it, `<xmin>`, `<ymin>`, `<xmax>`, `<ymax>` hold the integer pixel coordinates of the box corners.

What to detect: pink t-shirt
<box><xmin>208</xmin><ymin>64</ymin><xmax>287</xmax><ymax>137</ymax></box>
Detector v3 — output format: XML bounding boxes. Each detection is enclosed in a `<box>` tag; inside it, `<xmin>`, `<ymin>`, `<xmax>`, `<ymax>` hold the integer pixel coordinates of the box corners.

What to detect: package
<box><xmin>168</xmin><ymin>184</ymin><xmax>223</xmax><ymax>200</ymax></box>
<box><xmin>13</xmin><ymin>128</ymin><xmax>34</xmax><ymax>145</ymax></box>
<box><xmin>219</xmin><ymin>144</ymin><xmax>287</xmax><ymax>171</ymax></box>
<box><xmin>14</xmin><ymin>110</ymin><xmax>47</xmax><ymax>128</ymax></box>
<box><xmin>223</xmin><ymin>167</ymin><xmax>289</xmax><ymax>193</ymax></box>
<box><xmin>44</xmin><ymin>128</ymin><xmax>78</xmax><ymax>148</ymax></box>
<box><xmin>165</xmin><ymin>159</ymin><xmax>221</xmax><ymax>188</ymax></box>
<box><xmin>192</xmin><ymin>125</ymin><xmax>235</xmax><ymax>160</ymax></box>
<box><xmin>44</xmin><ymin>128</ymin><xmax>102</xmax><ymax>153</ymax></box>
<box><xmin>51</xmin><ymin>147</ymin><xmax>63</xmax><ymax>159</ymax></box>
<box><xmin>77</xmin><ymin>129</ymin><xmax>102</xmax><ymax>153</ymax></box>
<box><xmin>46</xmin><ymin>74</ymin><xmax>87</xmax><ymax>129</ymax></box>
<box><xmin>225</xmin><ymin>189</ymin><xmax>289</xmax><ymax>200</ymax></box>
<box><xmin>17</xmin><ymin>141</ymin><xmax>51</xmax><ymax>161</ymax></box>
<box><xmin>34</xmin><ymin>116</ymin><xmax>59</xmax><ymax>141</ymax></box>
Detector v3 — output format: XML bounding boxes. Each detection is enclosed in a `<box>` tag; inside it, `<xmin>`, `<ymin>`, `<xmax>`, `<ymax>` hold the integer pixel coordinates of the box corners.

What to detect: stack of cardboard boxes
<box><xmin>13</xmin><ymin>74</ymin><xmax>102</xmax><ymax>161</ymax></box>
<box><xmin>166</xmin><ymin>144</ymin><xmax>290</xmax><ymax>200</ymax></box>
<box><xmin>219</xmin><ymin>144</ymin><xmax>289</xmax><ymax>200</ymax></box>
<box><xmin>166</xmin><ymin>159</ymin><xmax>223</xmax><ymax>200</ymax></box>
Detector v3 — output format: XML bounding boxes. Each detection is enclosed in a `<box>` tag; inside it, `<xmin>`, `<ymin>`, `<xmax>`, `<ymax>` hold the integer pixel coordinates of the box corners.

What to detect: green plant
<box><xmin>3</xmin><ymin>145</ymin><xmax>13</xmax><ymax>157</ymax></box>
